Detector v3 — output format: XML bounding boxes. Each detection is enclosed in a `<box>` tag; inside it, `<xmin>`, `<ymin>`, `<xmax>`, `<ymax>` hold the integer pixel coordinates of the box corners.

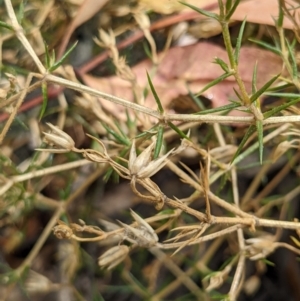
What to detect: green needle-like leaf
<box><xmin>226</xmin><ymin>0</ymin><xmax>241</xmax><ymax>20</ymax></box>
<box><xmin>197</xmin><ymin>72</ymin><xmax>233</xmax><ymax>96</ymax></box>
<box><xmin>102</xmin><ymin>124</ymin><xmax>130</xmax><ymax>146</ymax></box>
<box><xmin>48</xmin><ymin>41</ymin><xmax>78</xmax><ymax>72</ymax></box>
<box><xmin>218</xmin><ymin>0</ymin><xmax>225</xmax><ymax>18</ymax></box>
<box><xmin>249</xmin><ymin>39</ymin><xmax>281</xmax><ymax>55</ymax></box>
<box><xmin>214</xmin><ymin>57</ymin><xmax>229</xmax><ymax>73</ymax></box>
<box><xmin>231</xmin><ymin>125</ymin><xmax>256</xmax><ymax>164</ymax></box>
<box><xmin>251</xmin><ymin>62</ymin><xmax>258</xmax><ymax>94</ymax></box>
<box><xmin>186</xmin><ymin>84</ymin><xmax>205</xmax><ymax>110</ymax></box>
<box><xmin>167</xmin><ymin>121</ymin><xmax>191</xmax><ymax>140</ymax></box>
<box><xmin>225</xmin><ymin>0</ymin><xmax>233</xmax><ymax>14</ymax></box>
<box><xmin>146</xmin><ymin>71</ymin><xmax>164</xmax><ymax>114</ymax></box>
<box><xmin>17</xmin><ymin>0</ymin><xmax>25</xmax><ymax>24</ymax></box>
<box><xmin>135</xmin><ymin>125</ymin><xmax>158</xmax><ymax>139</ymax></box>
<box><xmin>250</xmin><ymin>74</ymin><xmax>280</xmax><ymax>103</ymax></box>
<box><xmin>44</xmin><ymin>41</ymin><xmax>51</xmax><ymax>69</ymax></box>
<box><xmin>264</xmin><ymin>97</ymin><xmax>300</xmax><ymax>119</ymax></box>
<box><xmin>286</xmin><ymin>39</ymin><xmax>298</xmax><ymax>79</ymax></box>
<box><xmin>234</xmin><ymin>18</ymin><xmax>246</xmax><ymax>65</ymax></box>
<box><xmin>264</xmin><ymin>92</ymin><xmax>300</xmax><ymax>98</ymax></box>
<box><xmin>0</xmin><ymin>21</ymin><xmax>13</xmax><ymax>31</ymax></box>
<box><xmin>153</xmin><ymin>125</ymin><xmax>164</xmax><ymax>159</ymax></box>
<box><xmin>39</xmin><ymin>82</ymin><xmax>48</xmax><ymax>120</ymax></box>
<box><xmin>256</xmin><ymin>120</ymin><xmax>264</xmax><ymax>164</ymax></box>
<box><xmin>195</xmin><ymin>102</ymin><xmax>240</xmax><ymax>115</ymax></box>
<box><xmin>277</xmin><ymin>2</ymin><xmax>284</xmax><ymax>27</ymax></box>
<box><xmin>179</xmin><ymin>2</ymin><xmax>219</xmax><ymax>20</ymax></box>
<box><xmin>233</xmin><ymin>87</ymin><xmax>243</xmax><ymax>102</ymax></box>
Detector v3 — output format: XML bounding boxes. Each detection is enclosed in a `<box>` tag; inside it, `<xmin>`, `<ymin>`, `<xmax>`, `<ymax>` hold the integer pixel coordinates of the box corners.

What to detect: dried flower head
<box><xmin>39</xmin><ymin>123</ymin><xmax>75</xmax><ymax>153</ymax></box>
<box><xmin>25</xmin><ymin>270</ymin><xmax>58</xmax><ymax>294</ymax></box>
<box><xmin>119</xmin><ymin>209</ymin><xmax>158</xmax><ymax>248</ymax></box>
<box><xmin>98</xmin><ymin>245</ymin><xmax>129</xmax><ymax>270</ymax></box>
<box><xmin>245</xmin><ymin>235</ymin><xmax>276</xmax><ymax>260</ymax></box>
<box><xmin>133</xmin><ymin>11</ymin><xmax>150</xmax><ymax>30</ymax></box>
<box><xmin>205</xmin><ymin>264</ymin><xmax>232</xmax><ymax>292</ymax></box>
<box><xmin>129</xmin><ymin>140</ymin><xmax>173</xmax><ymax>178</ymax></box>
<box><xmin>93</xmin><ymin>28</ymin><xmax>116</xmax><ymax>51</ymax></box>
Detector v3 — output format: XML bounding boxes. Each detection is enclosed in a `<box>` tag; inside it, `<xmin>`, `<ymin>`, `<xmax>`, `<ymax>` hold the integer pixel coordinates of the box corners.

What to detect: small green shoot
<box><xmin>48</xmin><ymin>41</ymin><xmax>78</xmax><ymax>72</ymax></box>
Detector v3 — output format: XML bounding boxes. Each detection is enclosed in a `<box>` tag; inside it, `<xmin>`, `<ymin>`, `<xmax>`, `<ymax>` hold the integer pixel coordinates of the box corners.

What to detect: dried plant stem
<box><xmin>152</xmin><ymin>238</ymin><xmax>224</xmax><ymax>300</ymax></box>
<box><xmin>167</xmin><ymin>160</ymin><xmax>253</xmax><ymax>219</ymax></box>
<box><xmin>221</xmin><ymin>22</ymin><xmax>250</xmax><ymax>107</ymax></box>
<box><xmin>276</xmin><ymin>242</ymin><xmax>300</xmax><ymax>256</ymax></box>
<box><xmin>0</xmin><ymin>73</ymin><xmax>33</xmax><ymax>143</ymax></box>
<box><xmin>248</xmin><ymin>152</ymin><xmax>300</xmax><ymax>211</ymax></box>
<box><xmin>210</xmin><ymin>123</ymin><xmax>291</xmax><ymax>185</ymax></box>
<box><xmin>161</xmin><ymin>224</ymin><xmax>243</xmax><ymax>249</ymax></box>
<box><xmin>256</xmin><ymin>185</ymin><xmax>300</xmax><ymax>217</ymax></box>
<box><xmin>4</xmin><ymin>0</ymin><xmax>46</xmax><ymax>74</ymax></box>
<box><xmin>15</xmin><ymin>168</ymin><xmax>104</xmax><ymax>276</ymax></box>
<box><xmin>229</xmin><ymin>254</ymin><xmax>245</xmax><ymax>301</ymax></box>
<box><xmin>0</xmin><ymin>78</ymin><xmax>43</xmax><ymax>109</ymax></box>
<box><xmin>150</xmin><ymin>247</ymin><xmax>208</xmax><ymax>300</ymax></box>
<box><xmin>15</xmin><ymin>205</ymin><xmax>64</xmax><ymax>276</ymax></box>
<box><xmin>121</xmin><ymin>271</ymin><xmax>151</xmax><ymax>299</ymax></box>
<box><xmin>229</xmin><ymin>167</ymin><xmax>246</xmax><ymax>300</ymax></box>
<box><xmin>241</xmin><ymin>156</ymin><xmax>273</xmax><ymax>205</ymax></box>
<box><xmin>3</xmin><ymin>72</ymin><xmax>296</xmax><ymax>126</ymax></box>
<box><xmin>0</xmin><ymin>160</ymin><xmax>93</xmax><ymax>197</ymax></box>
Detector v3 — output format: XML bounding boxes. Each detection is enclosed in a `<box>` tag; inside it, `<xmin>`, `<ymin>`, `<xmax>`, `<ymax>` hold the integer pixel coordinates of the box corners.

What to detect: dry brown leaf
<box><xmin>222</xmin><ymin>0</ymin><xmax>299</xmax><ymax>29</ymax></box>
<box><xmin>81</xmin><ymin>42</ymin><xmax>283</xmax><ymax>120</ymax></box>
<box><xmin>138</xmin><ymin>0</ymin><xmax>216</xmax><ymax>14</ymax></box>
<box><xmin>58</xmin><ymin>0</ymin><xmax>109</xmax><ymax>58</ymax></box>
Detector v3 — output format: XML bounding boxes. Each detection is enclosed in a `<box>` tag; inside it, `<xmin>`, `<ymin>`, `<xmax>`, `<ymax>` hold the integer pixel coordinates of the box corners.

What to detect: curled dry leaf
<box><xmin>53</xmin><ymin>220</ymin><xmax>73</xmax><ymax>239</ymax></box>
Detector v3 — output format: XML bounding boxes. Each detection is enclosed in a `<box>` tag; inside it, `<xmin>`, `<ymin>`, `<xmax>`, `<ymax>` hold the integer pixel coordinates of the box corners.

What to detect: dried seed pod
<box><xmin>98</xmin><ymin>245</ymin><xmax>129</xmax><ymax>270</ymax></box>
<box><xmin>245</xmin><ymin>235</ymin><xmax>276</xmax><ymax>260</ymax></box>
<box><xmin>40</xmin><ymin>123</ymin><xmax>75</xmax><ymax>152</ymax></box>
<box><xmin>119</xmin><ymin>209</ymin><xmax>158</xmax><ymax>248</ymax></box>
<box><xmin>129</xmin><ymin>139</ymin><xmax>174</xmax><ymax>178</ymax></box>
